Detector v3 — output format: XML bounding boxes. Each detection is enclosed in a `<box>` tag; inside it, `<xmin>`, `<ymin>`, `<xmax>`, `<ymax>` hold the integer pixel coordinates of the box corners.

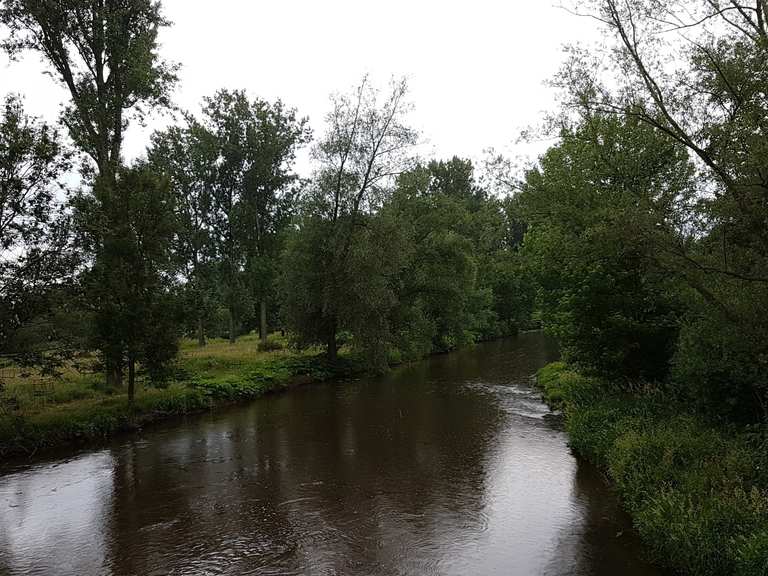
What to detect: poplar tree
<box><xmin>1</xmin><ymin>0</ymin><xmax>178</xmax><ymax>387</ymax></box>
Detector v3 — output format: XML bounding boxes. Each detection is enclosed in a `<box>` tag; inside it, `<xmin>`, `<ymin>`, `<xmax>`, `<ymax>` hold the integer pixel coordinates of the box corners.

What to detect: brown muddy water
<box><xmin>0</xmin><ymin>333</ymin><xmax>668</xmax><ymax>576</ymax></box>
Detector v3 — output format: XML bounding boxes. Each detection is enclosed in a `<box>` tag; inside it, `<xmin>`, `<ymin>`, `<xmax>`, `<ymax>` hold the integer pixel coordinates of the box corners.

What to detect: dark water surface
<box><xmin>0</xmin><ymin>333</ymin><xmax>666</xmax><ymax>576</ymax></box>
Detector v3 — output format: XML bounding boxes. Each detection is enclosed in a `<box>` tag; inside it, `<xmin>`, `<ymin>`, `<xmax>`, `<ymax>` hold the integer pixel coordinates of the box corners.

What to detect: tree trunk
<box><xmin>326</xmin><ymin>321</ymin><xmax>338</xmax><ymax>366</ymax></box>
<box><xmin>229</xmin><ymin>307</ymin><xmax>237</xmax><ymax>344</ymax></box>
<box><xmin>106</xmin><ymin>354</ymin><xmax>123</xmax><ymax>389</ymax></box>
<box><xmin>197</xmin><ymin>315</ymin><xmax>206</xmax><ymax>348</ymax></box>
<box><xmin>259</xmin><ymin>300</ymin><xmax>268</xmax><ymax>347</ymax></box>
<box><xmin>127</xmin><ymin>355</ymin><xmax>136</xmax><ymax>406</ymax></box>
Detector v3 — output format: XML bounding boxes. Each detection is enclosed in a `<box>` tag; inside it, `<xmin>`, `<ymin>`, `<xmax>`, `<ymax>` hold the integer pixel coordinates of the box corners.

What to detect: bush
<box><xmin>673</xmin><ymin>314</ymin><xmax>768</xmax><ymax>423</ymax></box>
<box><xmin>536</xmin><ymin>361</ymin><xmax>569</xmax><ymax>408</ymax></box>
<box><xmin>636</xmin><ymin>487</ymin><xmax>768</xmax><ymax>576</ymax></box>
<box><xmin>736</xmin><ymin>530</ymin><xmax>768</xmax><ymax>576</ymax></box>
<box><xmin>257</xmin><ymin>332</ymin><xmax>287</xmax><ymax>352</ymax></box>
<box><xmin>536</xmin><ymin>362</ymin><xmax>768</xmax><ymax>576</ymax></box>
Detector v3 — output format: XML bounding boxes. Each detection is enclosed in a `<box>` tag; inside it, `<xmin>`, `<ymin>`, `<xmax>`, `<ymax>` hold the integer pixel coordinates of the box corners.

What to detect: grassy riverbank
<box><xmin>0</xmin><ymin>335</ymin><xmax>364</xmax><ymax>459</ymax></box>
<box><xmin>537</xmin><ymin>362</ymin><xmax>768</xmax><ymax>576</ymax></box>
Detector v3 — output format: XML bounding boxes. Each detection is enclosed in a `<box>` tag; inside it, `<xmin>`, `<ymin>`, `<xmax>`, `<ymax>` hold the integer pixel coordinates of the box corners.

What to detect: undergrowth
<box><xmin>536</xmin><ymin>362</ymin><xmax>768</xmax><ymax>576</ymax></box>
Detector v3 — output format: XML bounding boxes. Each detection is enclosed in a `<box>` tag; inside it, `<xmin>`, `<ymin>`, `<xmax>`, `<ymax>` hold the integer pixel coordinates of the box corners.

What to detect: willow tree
<box><xmin>559</xmin><ymin>0</ymin><xmax>768</xmax><ymax>416</ymax></box>
<box><xmin>1</xmin><ymin>0</ymin><xmax>178</xmax><ymax>387</ymax></box>
<box><xmin>281</xmin><ymin>78</ymin><xmax>418</xmax><ymax>365</ymax></box>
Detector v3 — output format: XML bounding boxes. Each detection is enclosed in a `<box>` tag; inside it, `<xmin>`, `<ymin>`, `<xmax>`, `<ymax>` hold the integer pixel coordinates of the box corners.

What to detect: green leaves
<box><xmin>73</xmin><ymin>165</ymin><xmax>181</xmax><ymax>388</ymax></box>
<box><xmin>0</xmin><ymin>0</ymin><xmax>178</xmax><ymax>176</ymax></box>
<box><xmin>280</xmin><ymin>78</ymin><xmax>418</xmax><ymax>366</ymax></box>
<box><xmin>551</xmin><ymin>0</ymin><xmax>768</xmax><ymax>416</ymax></box>
<box><xmin>0</xmin><ymin>95</ymin><xmax>74</xmax><ymax>354</ymax></box>
<box><xmin>519</xmin><ymin>115</ymin><xmax>687</xmax><ymax>380</ymax></box>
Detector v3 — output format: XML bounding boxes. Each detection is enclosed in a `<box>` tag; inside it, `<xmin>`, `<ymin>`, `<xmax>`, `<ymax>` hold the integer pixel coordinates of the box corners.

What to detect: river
<box><xmin>0</xmin><ymin>333</ymin><xmax>666</xmax><ymax>576</ymax></box>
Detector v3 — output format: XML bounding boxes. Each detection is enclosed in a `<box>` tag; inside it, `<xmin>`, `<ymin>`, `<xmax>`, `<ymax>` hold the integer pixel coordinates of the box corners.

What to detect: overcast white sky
<box><xmin>0</xmin><ymin>1</ymin><xmax>598</xmax><ymax>174</ymax></box>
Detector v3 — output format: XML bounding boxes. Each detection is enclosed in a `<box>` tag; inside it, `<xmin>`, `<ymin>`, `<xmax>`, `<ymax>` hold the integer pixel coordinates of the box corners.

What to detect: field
<box><xmin>0</xmin><ymin>334</ymin><xmax>357</xmax><ymax>458</ymax></box>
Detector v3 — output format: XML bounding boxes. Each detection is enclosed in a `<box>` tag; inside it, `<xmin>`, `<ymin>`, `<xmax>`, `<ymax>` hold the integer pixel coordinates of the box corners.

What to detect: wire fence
<box><xmin>0</xmin><ymin>360</ymin><xmax>57</xmax><ymax>416</ymax></box>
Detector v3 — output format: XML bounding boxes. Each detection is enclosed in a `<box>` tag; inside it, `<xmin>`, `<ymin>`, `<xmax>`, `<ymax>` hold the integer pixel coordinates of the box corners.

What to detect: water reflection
<box><xmin>0</xmin><ymin>334</ymin><xmax>665</xmax><ymax>576</ymax></box>
<box><xmin>0</xmin><ymin>452</ymin><xmax>114</xmax><ymax>575</ymax></box>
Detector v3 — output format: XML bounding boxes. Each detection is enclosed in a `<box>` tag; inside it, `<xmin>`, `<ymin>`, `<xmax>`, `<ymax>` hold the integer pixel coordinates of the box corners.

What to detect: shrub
<box><xmin>257</xmin><ymin>333</ymin><xmax>287</xmax><ymax>352</ymax></box>
<box><xmin>536</xmin><ymin>362</ymin><xmax>768</xmax><ymax>576</ymax></box>
<box><xmin>673</xmin><ymin>314</ymin><xmax>768</xmax><ymax>423</ymax></box>
<box><xmin>736</xmin><ymin>529</ymin><xmax>768</xmax><ymax>576</ymax></box>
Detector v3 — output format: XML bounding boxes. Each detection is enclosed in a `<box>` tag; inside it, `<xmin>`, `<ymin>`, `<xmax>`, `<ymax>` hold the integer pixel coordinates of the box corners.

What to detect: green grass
<box><xmin>0</xmin><ymin>333</ymin><xmax>364</xmax><ymax>458</ymax></box>
<box><xmin>536</xmin><ymin>362</ymin><xmax>768</xmax><ymax>576</ymax></box>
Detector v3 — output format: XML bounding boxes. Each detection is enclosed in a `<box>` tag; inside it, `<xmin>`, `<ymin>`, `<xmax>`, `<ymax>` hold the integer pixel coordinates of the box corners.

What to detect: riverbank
<box><xmin>536</xmin><ymin>362</ymin><xmax>768</xmax><ymax>576</ymax></box>
<box><xmin>0</xmin><ymin>334</ymin><xmax>666</xmax><ymax>576</ymax></box>
<box><xmin>0</xmin><ymin>335</ymin><xmax>366</xmax><ymax>459</ymax></box>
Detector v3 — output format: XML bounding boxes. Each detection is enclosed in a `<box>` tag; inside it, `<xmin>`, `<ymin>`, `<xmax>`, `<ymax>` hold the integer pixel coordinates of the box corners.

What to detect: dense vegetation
<box><xmin>523</xmin><ymin>2</ymin><xmax>768</xmax><ymax>574</ymax></box>
<box><xmin>520</xmin><ymin>1</ymin><xmax>768</xmax><ymax>425</ymax></box>
<box><xmin>0</xmin><ymin>2</ymin><xmax>528</xmax><ymax>391</ymax></box>
<box><xmin>1</xmin><ymin>0</ymin><xmax>768</xmax><ymax>572</ymax></box>
<box><xmin>538</xmin><ymin>364</ymin><xmax>768</xmax><ymax>576</ymax></box>
<box><xmin>0</xmin><ymin>1</ymin><xmax>532</xmax><ymax>458</ymax></box>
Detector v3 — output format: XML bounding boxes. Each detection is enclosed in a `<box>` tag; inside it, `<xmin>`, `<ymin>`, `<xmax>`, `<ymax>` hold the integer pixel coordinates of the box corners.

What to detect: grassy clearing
<box><xmin>0</xmin><ymin>333</ymin><xmax>363</xmax><ymax>458</ymax></box>
<box><xmin>536</xmin><ymin>362</ymin><xmax>768</xmax><ymax>576</ymax></box>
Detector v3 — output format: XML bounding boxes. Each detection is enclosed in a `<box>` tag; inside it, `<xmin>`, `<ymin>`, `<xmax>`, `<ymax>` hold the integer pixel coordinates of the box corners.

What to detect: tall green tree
<box><xmin>0</xmin><ymin>94</ymin><xmax>73</xmax><ymax>356</ymax></box>
<box><xmin>196</xmin><ymin>89</ymin><xmax>309</xmax><ymax>344</ymax></box>
<box><xmin>73</xmin><ymin>164</ymin><xmax>179</xmax><ymax>403</ymax></box>
<box><xmin>281</xmin><ymin>78</ymin><xmax>418</xmax><ymax>365</ymax></box>
<box><xmin>1</xmin><ymin>0</ymin><xmax>179</xmax><ymax>387</ymax></box>
<box><xmin>235</xmin><ymin>97</ymin><xmax>310</xmax><ymax>346</ymax></box>
<box><xmin>520</xmin><ymin>114</ymin><xmax>692</xmax><ymax>380</ymax></box>
<box><xmin>558</xmin><ymin>0</ymin><xmax>768</xmax><ymax>416</ymax></box>
<box><xmin>0</xmin><ymin>0</ymin><xmax>178</xmax><ymax>181</ymax></box>
<box><xmin>148</xmin><ymin>117</ymin><xmax>218</xmax><ymax>347</ymax></box>
<box><xmin>385</xmin><ymin>157</ymin><xmax>532</xmax><ymax>355</ymax></box>
<box><xmin>385</xmin><ymin>159</ymin><xmax>491</xmax><ymax>355</ymax></box>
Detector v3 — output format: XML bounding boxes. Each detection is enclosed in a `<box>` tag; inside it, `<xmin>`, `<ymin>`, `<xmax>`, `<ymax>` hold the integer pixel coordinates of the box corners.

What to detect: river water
<box><xmin>0</xmin><ymin>333</ymin><xmax>666</xmax><ymax>576</ymax></box>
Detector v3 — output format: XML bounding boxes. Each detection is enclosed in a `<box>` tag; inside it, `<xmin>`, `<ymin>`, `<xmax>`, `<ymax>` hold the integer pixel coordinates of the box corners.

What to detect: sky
<box><xmin>0</xmin><ymin>1</ymin><xmax>598</xmax><ymax>175</ymax></box>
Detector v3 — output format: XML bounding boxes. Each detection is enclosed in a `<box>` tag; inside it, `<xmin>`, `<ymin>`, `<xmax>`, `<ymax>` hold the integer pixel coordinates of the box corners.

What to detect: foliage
<box><xmin>384</xmin><ymin>158</ymin><xmax>520</xmax><ymax>357</ymax></box>
<box><xmin>1</xmin><ymin>0</ymin><xmax>179</xmax><ymax>390</ymax></box>
<box><xmin>281</xmin><ymin>209</ymin><xmax>403</xmax><ymax>370</ymax></box>
<box><xmin>0</xmin><ymin>95</ymin><xmax>74</xmax><ymax>357</ymax></box>
<box><xmin>0</xmin><ymin>0</ymin><xmax>178</xmax><ymax>178</ymax></box>
<box><xmin>257</xmin><ymin>332</ymin><xmax>287</xmax><ymax>352</ymax></box>
<box><xmin>537</xmin><ymin>362</ymin><xmax>768</xmax><ymax>576</ymax></box>
<box><xmin>280</xmin><ymin>77</ymin><xmax>418</xmax><ymax>367</ymax></box>
<box><xmin>282</xmin><ymin>148</ymin><xmax>531</xmax><ymax>368</ymax></box>
<box><xmin>148</xmin><ymin>118</ymin><xmax>219</xmax><ymax>346</ymax></box>
<box><xmin>152</xmin><ymin>90</ymin><xmax>311</xmax><ymax>344</ymax></box>
<box><xmin>520</xmin><ymin>114</ymin><xmax>688</xmax><ymax>381</ymax></box>
<box><xmin>674</xmin><ymin>307</ymin><xmax>768</xmax><ymax>423</ymax></box>
<box><xmin>546</xmin><ymin>0</ymin><xmax>768</xmax><ymax>416</ymax></box>
<box><xmin>524</xmin><ymin>16</ymin><xmax>768</xmax><ymax>574</ymax></box>
<box><xmin>72</xmin><ymin>164</ymin><xmax>181</xmax><ymax>399</ymax></box>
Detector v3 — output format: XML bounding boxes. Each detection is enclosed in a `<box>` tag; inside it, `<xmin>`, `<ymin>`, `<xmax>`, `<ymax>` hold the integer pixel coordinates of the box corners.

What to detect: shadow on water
<box><xmin>0</xmin><ymin>333</ymin><xmax>668</xmax><ymax>576</ymax></box>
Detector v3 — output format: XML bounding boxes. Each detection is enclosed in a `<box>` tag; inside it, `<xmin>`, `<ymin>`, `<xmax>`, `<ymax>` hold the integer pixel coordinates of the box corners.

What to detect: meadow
<box><xmin>0</xmin><ymin>334</ymin><xmax>359</xmax><ymax>458</ymax></box>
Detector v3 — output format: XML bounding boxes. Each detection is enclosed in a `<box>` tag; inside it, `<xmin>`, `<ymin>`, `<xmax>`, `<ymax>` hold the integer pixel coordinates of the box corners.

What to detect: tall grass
<box><xmin>0</xmin><ymin>334</ymin><xmax>357</xmax><ymax>458</ymax></box>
